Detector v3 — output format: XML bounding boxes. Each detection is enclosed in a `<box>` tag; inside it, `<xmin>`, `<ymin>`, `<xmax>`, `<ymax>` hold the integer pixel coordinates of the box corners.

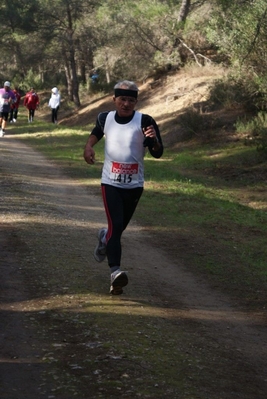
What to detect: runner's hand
<box><xmin>84</xmin><ymin>146</ymin><xmax>95</xmax><ymax>165</ymax></box>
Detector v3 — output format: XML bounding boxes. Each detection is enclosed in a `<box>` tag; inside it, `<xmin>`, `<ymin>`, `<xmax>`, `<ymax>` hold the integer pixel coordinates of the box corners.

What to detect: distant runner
<box><xmin>24</xmin><ymin>87</ymin><xmax>39</xmax><ymax>123</ymax></box>
<box><xmin>0</xmin><ymin>81</ymin><xmax>16</xmax><ymax>137</ymax></box>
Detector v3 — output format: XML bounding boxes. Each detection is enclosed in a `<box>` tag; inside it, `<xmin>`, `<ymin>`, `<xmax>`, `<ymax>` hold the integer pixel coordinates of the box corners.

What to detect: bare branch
<box><xmin>178</xmin><ymin>39</ymin><xmax>202</xmax><ymax>66</ymax></box>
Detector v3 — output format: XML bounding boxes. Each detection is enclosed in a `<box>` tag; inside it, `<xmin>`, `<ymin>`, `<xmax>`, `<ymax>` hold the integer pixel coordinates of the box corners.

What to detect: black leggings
<box><xmin>101</xmin><ymin>184</ymin><xmax>143</xmax><ymax>268</ymax></box>
<box><xmin>28</xmin><ymin>109</ymin><xmax>35</xmax><ymax>120</ymax></box>
<box><xmin>9</xmin><ymin>108</ymin><xmax>18</xmax><ymax>121</ymax></box>
<box><xmin>51</xmin><ymin>107</ymin><xmax>59</xmax><ymax>123</ymax></box>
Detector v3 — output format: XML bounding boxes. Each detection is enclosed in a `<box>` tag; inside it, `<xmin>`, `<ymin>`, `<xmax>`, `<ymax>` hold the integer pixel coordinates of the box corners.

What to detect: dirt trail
<box><xmin>1</xmin><ymin>136</ymin><xmax>267</xmax><ymax>399</ymax></box>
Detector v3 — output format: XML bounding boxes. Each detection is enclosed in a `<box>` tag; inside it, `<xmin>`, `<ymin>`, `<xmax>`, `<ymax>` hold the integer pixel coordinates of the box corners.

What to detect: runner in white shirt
<box><xmin>84</xmin><ymin>80</ymin><xmax>163</xmax><ymax>295</ymax></box>
<box><xmin>48</xmin><ymin>87</ymin><xmax>61</xmax><ymax>124</ymax></box>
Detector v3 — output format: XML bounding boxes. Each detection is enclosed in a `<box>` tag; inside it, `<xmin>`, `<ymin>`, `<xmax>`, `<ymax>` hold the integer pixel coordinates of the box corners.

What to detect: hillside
<box><xmin>59</xmin><ymin>65</ymin><xmax>232</xmax><ymax>146</ymax></box>
<box><xmin>49</xmin><ymin>65</ymin><xmax>266</xmax><ymax>214</ymax></box>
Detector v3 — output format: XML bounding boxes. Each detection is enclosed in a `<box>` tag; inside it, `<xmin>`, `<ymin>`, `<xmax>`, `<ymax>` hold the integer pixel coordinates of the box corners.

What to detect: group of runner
<box><xmin>0</xmin><ymin>81</ymin><xmax>61</xmax><ymax>137</ymax></box>
<box><xmin>0</xmin><ymin>81</ymin><xmax>40</xmax><ymax>137</ymax></box>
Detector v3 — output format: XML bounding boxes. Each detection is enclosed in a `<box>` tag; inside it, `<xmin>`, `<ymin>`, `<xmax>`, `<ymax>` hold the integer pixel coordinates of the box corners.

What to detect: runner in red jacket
<box><xmin>24</xmin><ymin>88</ymin><xmax>39</xmax><ymax>122</ymax></box>
<box><xmin>9</xmin><ymin>87</ymin><xmax>21</xmax><ymax>123</ymax></box>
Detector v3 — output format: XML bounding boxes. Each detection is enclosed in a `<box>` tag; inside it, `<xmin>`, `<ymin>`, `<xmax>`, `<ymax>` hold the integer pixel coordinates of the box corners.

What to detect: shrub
<box><xmin>236</xmin><ymin>112</ymin><xmax>267</xmax><ymax>156</ymax></box>
<box><xmin>179</xmin><ymin>107</ymin><xmax>212</xmax><ymax>139</ymax></box>
<box><xmin>208</xmin><ymin>76</ymin><xmax>253</xmax><ymax>110</ymax></box>
<box><xmin>20</xmin><ymin>68</ymin><xmax>43</xmax><ymax>91</ymax></box>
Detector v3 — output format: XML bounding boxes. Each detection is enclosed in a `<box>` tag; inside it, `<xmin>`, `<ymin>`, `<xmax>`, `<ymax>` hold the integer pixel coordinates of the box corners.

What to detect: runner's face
<box><xmin>113</xmin><ymin>95</ymin><xmax>137</xmax><ymax>117</ymax></box>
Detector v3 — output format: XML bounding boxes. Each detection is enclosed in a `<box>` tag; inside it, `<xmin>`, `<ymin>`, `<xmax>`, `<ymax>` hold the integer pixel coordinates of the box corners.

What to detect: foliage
<box><xmin>208</xmin><ymin>75</ymin><xmax>253</xmax><ymax>110</ymax></box>
<box><xmin>19</xmin><ymin>68</ymin><xmax>43</xmax><ymax>91</ymax></box>
<box><xmin>236</xmin><ymin>112</ymin><xmax>267</xmax><ymax>156</ymax></box>
<box><xmin>206</xmin><ymin>0</ymin><xmax>267</xmax><ymax>104</ymax></box>
<box><xmin>0</xmin><ymin>0</ymin><xmax>40</xmax><ymax>33</ymax></box>
<box><xmin>178</xmin><ymin>108</ymin><xmax>211</xmax><ymax>139</ymax></box>
<box><xmin>94</xmin><ymin>0</ymin><xmax>171</xmax><ymax>81</ymax></box>
<box><xmin>1</xmin><ymin>0</ymin><xmax>267</xmax><ymax>113</ymax></box>
<box><xmin>0</xmin><ymin>0</ymin><xmax>215</xmax><ymax>90</ymax></box>
<box><xmin>207</xmin><ymin>0</ymin><xmax>266</xmax><ymax>62</ymax></box>
<box><xmin>207</xmin><ymin>65</ymin><xmax>267</xmax><ymax>113</ymax></box>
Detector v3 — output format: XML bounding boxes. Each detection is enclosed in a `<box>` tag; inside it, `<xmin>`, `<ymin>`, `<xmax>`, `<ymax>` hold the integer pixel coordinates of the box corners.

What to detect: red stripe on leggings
<box><xmin>101</xmin><ymin>185</ymin><xmax>112</xmax><ymax>242</ymax></box>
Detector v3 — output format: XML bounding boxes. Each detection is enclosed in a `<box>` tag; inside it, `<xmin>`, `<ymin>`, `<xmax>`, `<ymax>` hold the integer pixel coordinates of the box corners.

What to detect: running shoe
<box><xmin>93</xmin><ymin>228</ymin><xmax>107</xmax><ymax>262</ymax></box>
<box><xmin>0</xmin><ymin>129</ymin><xmax>3</xmax><ymax>137</ymax></box>
<box><xmin>110</xmin><ymin>269</ymin><xmax>128</xmax><ymax>295</ymax></box>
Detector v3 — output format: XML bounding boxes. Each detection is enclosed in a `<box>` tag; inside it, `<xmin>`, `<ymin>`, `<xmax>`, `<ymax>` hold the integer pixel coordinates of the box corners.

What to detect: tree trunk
<box><xmin>64</xmin><ymin>62</ymin><xmax>73</xmax><ymax>101</ymax></box>
<box><xmin>69</xmin><ymin>49</ymin><xmax>80</xmax><ymax>107</ymax></box>
<box><xmin>178</xmin><ymin>0</ymin><xmax>191</xmax><ymax>23</ymax></box>
<box><xmin>105</xmin><ymin>52</ymin><xmax>111</xmax><ymax>84</ymax></box>
<box><xmin>64</xmin><ymin>5</ymin><xmax>80</xmax><ymax>107</ymax></box>
<box><xmin>80</xmin><ymin>62</ymin><xmax>86</xmax><ymax>85</ymax></box>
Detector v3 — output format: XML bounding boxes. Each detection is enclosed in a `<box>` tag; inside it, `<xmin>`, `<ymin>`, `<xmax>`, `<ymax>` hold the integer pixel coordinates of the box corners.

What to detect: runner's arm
<box><xmin>84</xmin><ymin>134</ymin><xmax>98</xmax><ymax>165</ymax></box>
<box><xmin>142</xmin><ymin>114</ymin><xmax>163</xmax><ymax>158</ymax></box>
<box><xmin>83</xmin><ymin>113</ymin><xmax>107</xmax><ymax>165</ymax></box>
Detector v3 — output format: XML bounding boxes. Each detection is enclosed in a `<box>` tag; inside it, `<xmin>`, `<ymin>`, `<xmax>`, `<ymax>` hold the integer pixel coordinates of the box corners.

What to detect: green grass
<box><xmin>13</xmin><ymin>115</ymin><xmax>267</xmax><ymax>306</ymax></box>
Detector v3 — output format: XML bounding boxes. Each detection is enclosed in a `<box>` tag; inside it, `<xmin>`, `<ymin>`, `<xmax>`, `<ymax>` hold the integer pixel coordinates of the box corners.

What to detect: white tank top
<box><xmin>101</xmin><ymin>111</ymin><xmax>146</xmax><ymax>188</ymax></box>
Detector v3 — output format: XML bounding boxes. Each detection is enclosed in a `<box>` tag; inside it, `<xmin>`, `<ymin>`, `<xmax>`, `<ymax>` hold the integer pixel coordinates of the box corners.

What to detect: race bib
<box><xmin>110</xmin><ymin>161</ymin><xmax>139</xmax><ymax>185</ymax></box>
